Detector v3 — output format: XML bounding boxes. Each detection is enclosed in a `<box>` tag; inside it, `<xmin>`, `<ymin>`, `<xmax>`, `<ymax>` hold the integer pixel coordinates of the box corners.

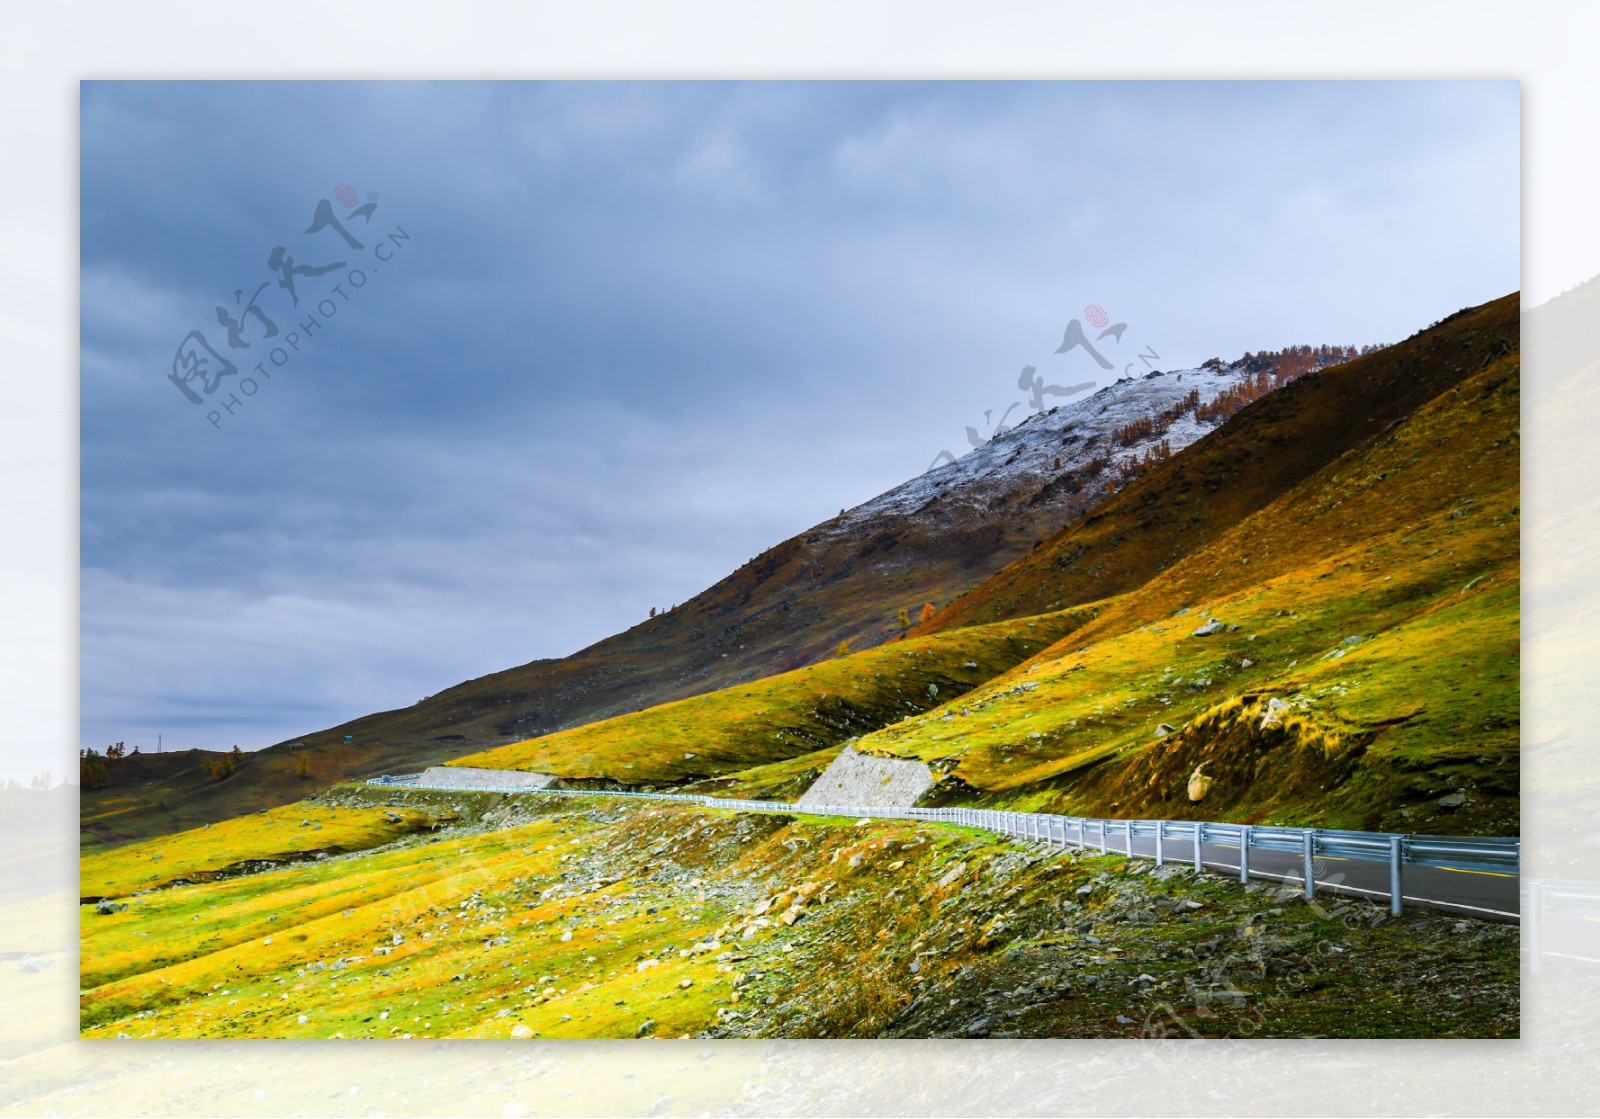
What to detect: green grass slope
<box><xmin>81</xmin><ymin>800</ymin><xmax>440</xmax><ymax>902</ymax></box>
<box><xmin>449</xmin><ymin>611</ymin><xmax>1090</xmax><ymax>786</ymax></box>
<box><xmin>79</xmin><ymin>740</ymin><xmax>488</xmax><ymax>852</ymax></box>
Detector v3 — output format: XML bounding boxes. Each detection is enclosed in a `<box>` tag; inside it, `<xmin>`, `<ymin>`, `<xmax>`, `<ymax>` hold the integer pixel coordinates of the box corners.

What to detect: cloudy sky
<box><xmin>76</xmin><ymin>80</ymin><xmax>1518</xmax><ymax>764</ymax></box>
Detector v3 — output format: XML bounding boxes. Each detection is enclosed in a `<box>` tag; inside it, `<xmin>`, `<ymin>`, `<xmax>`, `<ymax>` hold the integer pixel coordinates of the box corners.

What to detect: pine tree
<box><xmin>896</xmin><ymin>607</ymin><xmax>910</xmax><ymax>634</ymax></box>
<box><xmin>835</xmin><ymin>639</ymin><xmax>851</xmax><ymax>657</ymax></box>
<box><xmin>295</xmin><ymin>753</ymin><xmax>311</xmax><ymax>780</ymax></box>
<box><xmin>920</xmin><ymin>602</ymin><xmax>936</xmax><ymax>624</ymax></box>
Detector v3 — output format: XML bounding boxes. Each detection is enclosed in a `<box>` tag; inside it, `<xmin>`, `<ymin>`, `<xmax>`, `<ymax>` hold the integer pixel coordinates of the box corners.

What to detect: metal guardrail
<box><xmin>366</xmin><ymin>773</ymin><xmax>1519</xmax><ymax>918</ymax></box>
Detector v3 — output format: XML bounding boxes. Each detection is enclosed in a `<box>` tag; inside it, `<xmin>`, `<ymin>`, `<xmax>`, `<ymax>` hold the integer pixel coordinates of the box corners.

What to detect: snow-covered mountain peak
<box><xmin>840</xmin><ymin>363</ymin><xmax>1253</xmax><ymax>527</ymax></box>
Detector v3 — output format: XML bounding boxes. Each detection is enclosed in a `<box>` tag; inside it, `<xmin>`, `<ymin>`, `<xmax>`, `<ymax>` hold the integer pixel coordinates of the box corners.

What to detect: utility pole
<box><xmin>157</xmin><ymin>733</ymin><xmax>162</xmax><ymax>753</ymax></box>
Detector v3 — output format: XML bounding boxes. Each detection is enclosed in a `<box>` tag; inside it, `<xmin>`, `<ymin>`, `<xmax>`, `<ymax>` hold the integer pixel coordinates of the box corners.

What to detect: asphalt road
<box><xmin>1136</xmin><ymin>832</ymin><xmax>1520</xmax><ymax>923</ymax></box>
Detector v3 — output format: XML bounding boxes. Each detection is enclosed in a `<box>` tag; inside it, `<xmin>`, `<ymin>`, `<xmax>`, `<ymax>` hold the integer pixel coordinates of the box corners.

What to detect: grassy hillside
<box><xmin>449</xmin><ymin>610</ymin><xmax>1090</xmax><ymax>786</ymax></box>
<box><xmin>80</xmin><ymin>800</ymin><xmax>442</xmax><ymax>901</ymax></box>
<box><xmin>79</xmin><ymin>740</ymin><xmax>488</xmax><ymax>852</ymax></box>
<box><xmin>79</xmin><ymin>789</ymin><xmax>1516</xmax><ymax>1040</ymax></box>
<box><xmin>860</xmin><ymin>352</ymin><xmax>1519</xmax><ymax>834</ymax></box>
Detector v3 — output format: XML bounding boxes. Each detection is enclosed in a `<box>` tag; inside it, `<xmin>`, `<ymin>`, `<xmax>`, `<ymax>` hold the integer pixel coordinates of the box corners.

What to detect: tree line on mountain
<box><xmin>1105</xmin><ymin>342</ymin><xmax>1386</xmax><ymax>482</ymax></box>
<box><xmin>79</xmin><ymin>742</ymin><xmax>248</xmax><ymax>787</ymax></box>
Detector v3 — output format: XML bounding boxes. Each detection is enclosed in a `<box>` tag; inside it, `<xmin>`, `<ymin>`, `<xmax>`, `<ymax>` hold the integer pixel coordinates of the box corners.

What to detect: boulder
<box><xmin>1187</xmin><ymin>766</ymin><xmax>1213</xmax><ymax>803</ymax></box>
<box><xmin>1259</xmin><ymin>696</ymin><xmax>1291</xmax><ymax>730</ymax></box>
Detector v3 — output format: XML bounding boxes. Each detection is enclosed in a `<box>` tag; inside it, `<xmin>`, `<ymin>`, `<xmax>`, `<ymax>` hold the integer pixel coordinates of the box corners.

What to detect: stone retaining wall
<box><xmin>795</xmin><ymin>746</ymin><xmax>934</xmax><ymax>809</ymax></box>
<box><xmin>423</xmin><ymin>766</ymin><xmax>558</xmax><ymax>790</ymax></box>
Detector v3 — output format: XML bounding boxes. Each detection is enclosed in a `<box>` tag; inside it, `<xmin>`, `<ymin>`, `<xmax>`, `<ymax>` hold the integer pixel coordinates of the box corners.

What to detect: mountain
<box><xmin>918</xmin><ymin>295</ymin><xmax>1517</xmax><ymax>635</ymax></box>
<box><xmin>854</xmin><ymin>293</ymin><xmax>1520</xmax><ymax>834</ymax></box>
<box><xmin>303</xmin><ymin>362</ymin><xmax>1274</xmax><ymax>751</ymax></box>
<box><xmin>81</xmin><ymin>330</ymin><xmax>1405</xmax><ymax>844</ymax></box>
<box><xmin>455</xmin><ymin>293</ymin><xmax>1519</xmax><ymax>835</ymax></box>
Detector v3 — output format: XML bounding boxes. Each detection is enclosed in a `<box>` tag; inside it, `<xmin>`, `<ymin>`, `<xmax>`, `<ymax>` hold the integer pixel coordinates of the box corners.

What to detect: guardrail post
<box><xmin>1389</xmin><ymin>835</ymin><xmax>1403</xmax><ymax>915</ymax></box>
<box><xmin>1193</xmin><ymin>822</ymin><xmax>1203</xmax><ymax>873</ymax></box>
<box><xmin>1155</xmin><ymin>822</ymin><xmax>1165</xmax><ymax>866</ymax></box>
<box><xmin>1239</xmin><ymin>826</ymin><xmax>1251</xmax><ymax>884</ymax></box>
<box><xmin>1098</xmin><ymin>820</ymin><xmax>1107</xmax><ymax>855</ymax></box>
<box><xmin>1076</xmin><ymin>819</ymin><xmax>1085</xmax><ymax>850</ymax></box>
<box><xmin>1302</xmin><ymin>830</ymin><xmax>1316</xmax><ymax>901</ymax></box>
<box><xmin>1125</xmin><ymin>820</ymin><xmax>1134</xmax><ymax>858</ymax></box>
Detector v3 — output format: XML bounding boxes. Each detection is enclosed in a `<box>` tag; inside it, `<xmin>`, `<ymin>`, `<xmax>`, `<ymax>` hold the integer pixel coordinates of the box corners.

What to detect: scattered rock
<box><xmin>1260</xmin><ymin>697</ymin><xmax>1291</xmax><ymax>730</ymax></box>
<box><xmin>636</xmin><ymin>1019</ymin><xmax>657</xmax><ymax>1038</ymax></box>
<box><xmin>1438</xmin><ymin>792</ymin><xmax>1467</xmax><ymax>809</ymax></box>
<box><xmin>1191</xmin><ymin>619</ymin><xmax>1225</xmax><ymax>637</ymax></box>
<box><xmin>510</xmin><ymin>1023</ymin><xmax>533</xmax><ymax>1039</ymax></box>
<box><xmin>1187</xmin><ymin>766</ymin><xmax>1212</xmax><ymax>803</ymax></box>
<box><xmin>94</xmin><ymin>900</ymin><xmax>128</xmax><ymax>915</ymax></box>
<box><xmin>1155</xmin><ymin>723</ymin><xmax>1176</xmax><ymax>738</ymax></box>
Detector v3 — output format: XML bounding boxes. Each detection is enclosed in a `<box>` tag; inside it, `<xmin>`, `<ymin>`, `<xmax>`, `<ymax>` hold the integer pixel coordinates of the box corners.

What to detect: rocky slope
<box><xmin>78</xmin><ymin>788</ymin><xmax>1517</xmax><ymax>1040</ymax></box>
